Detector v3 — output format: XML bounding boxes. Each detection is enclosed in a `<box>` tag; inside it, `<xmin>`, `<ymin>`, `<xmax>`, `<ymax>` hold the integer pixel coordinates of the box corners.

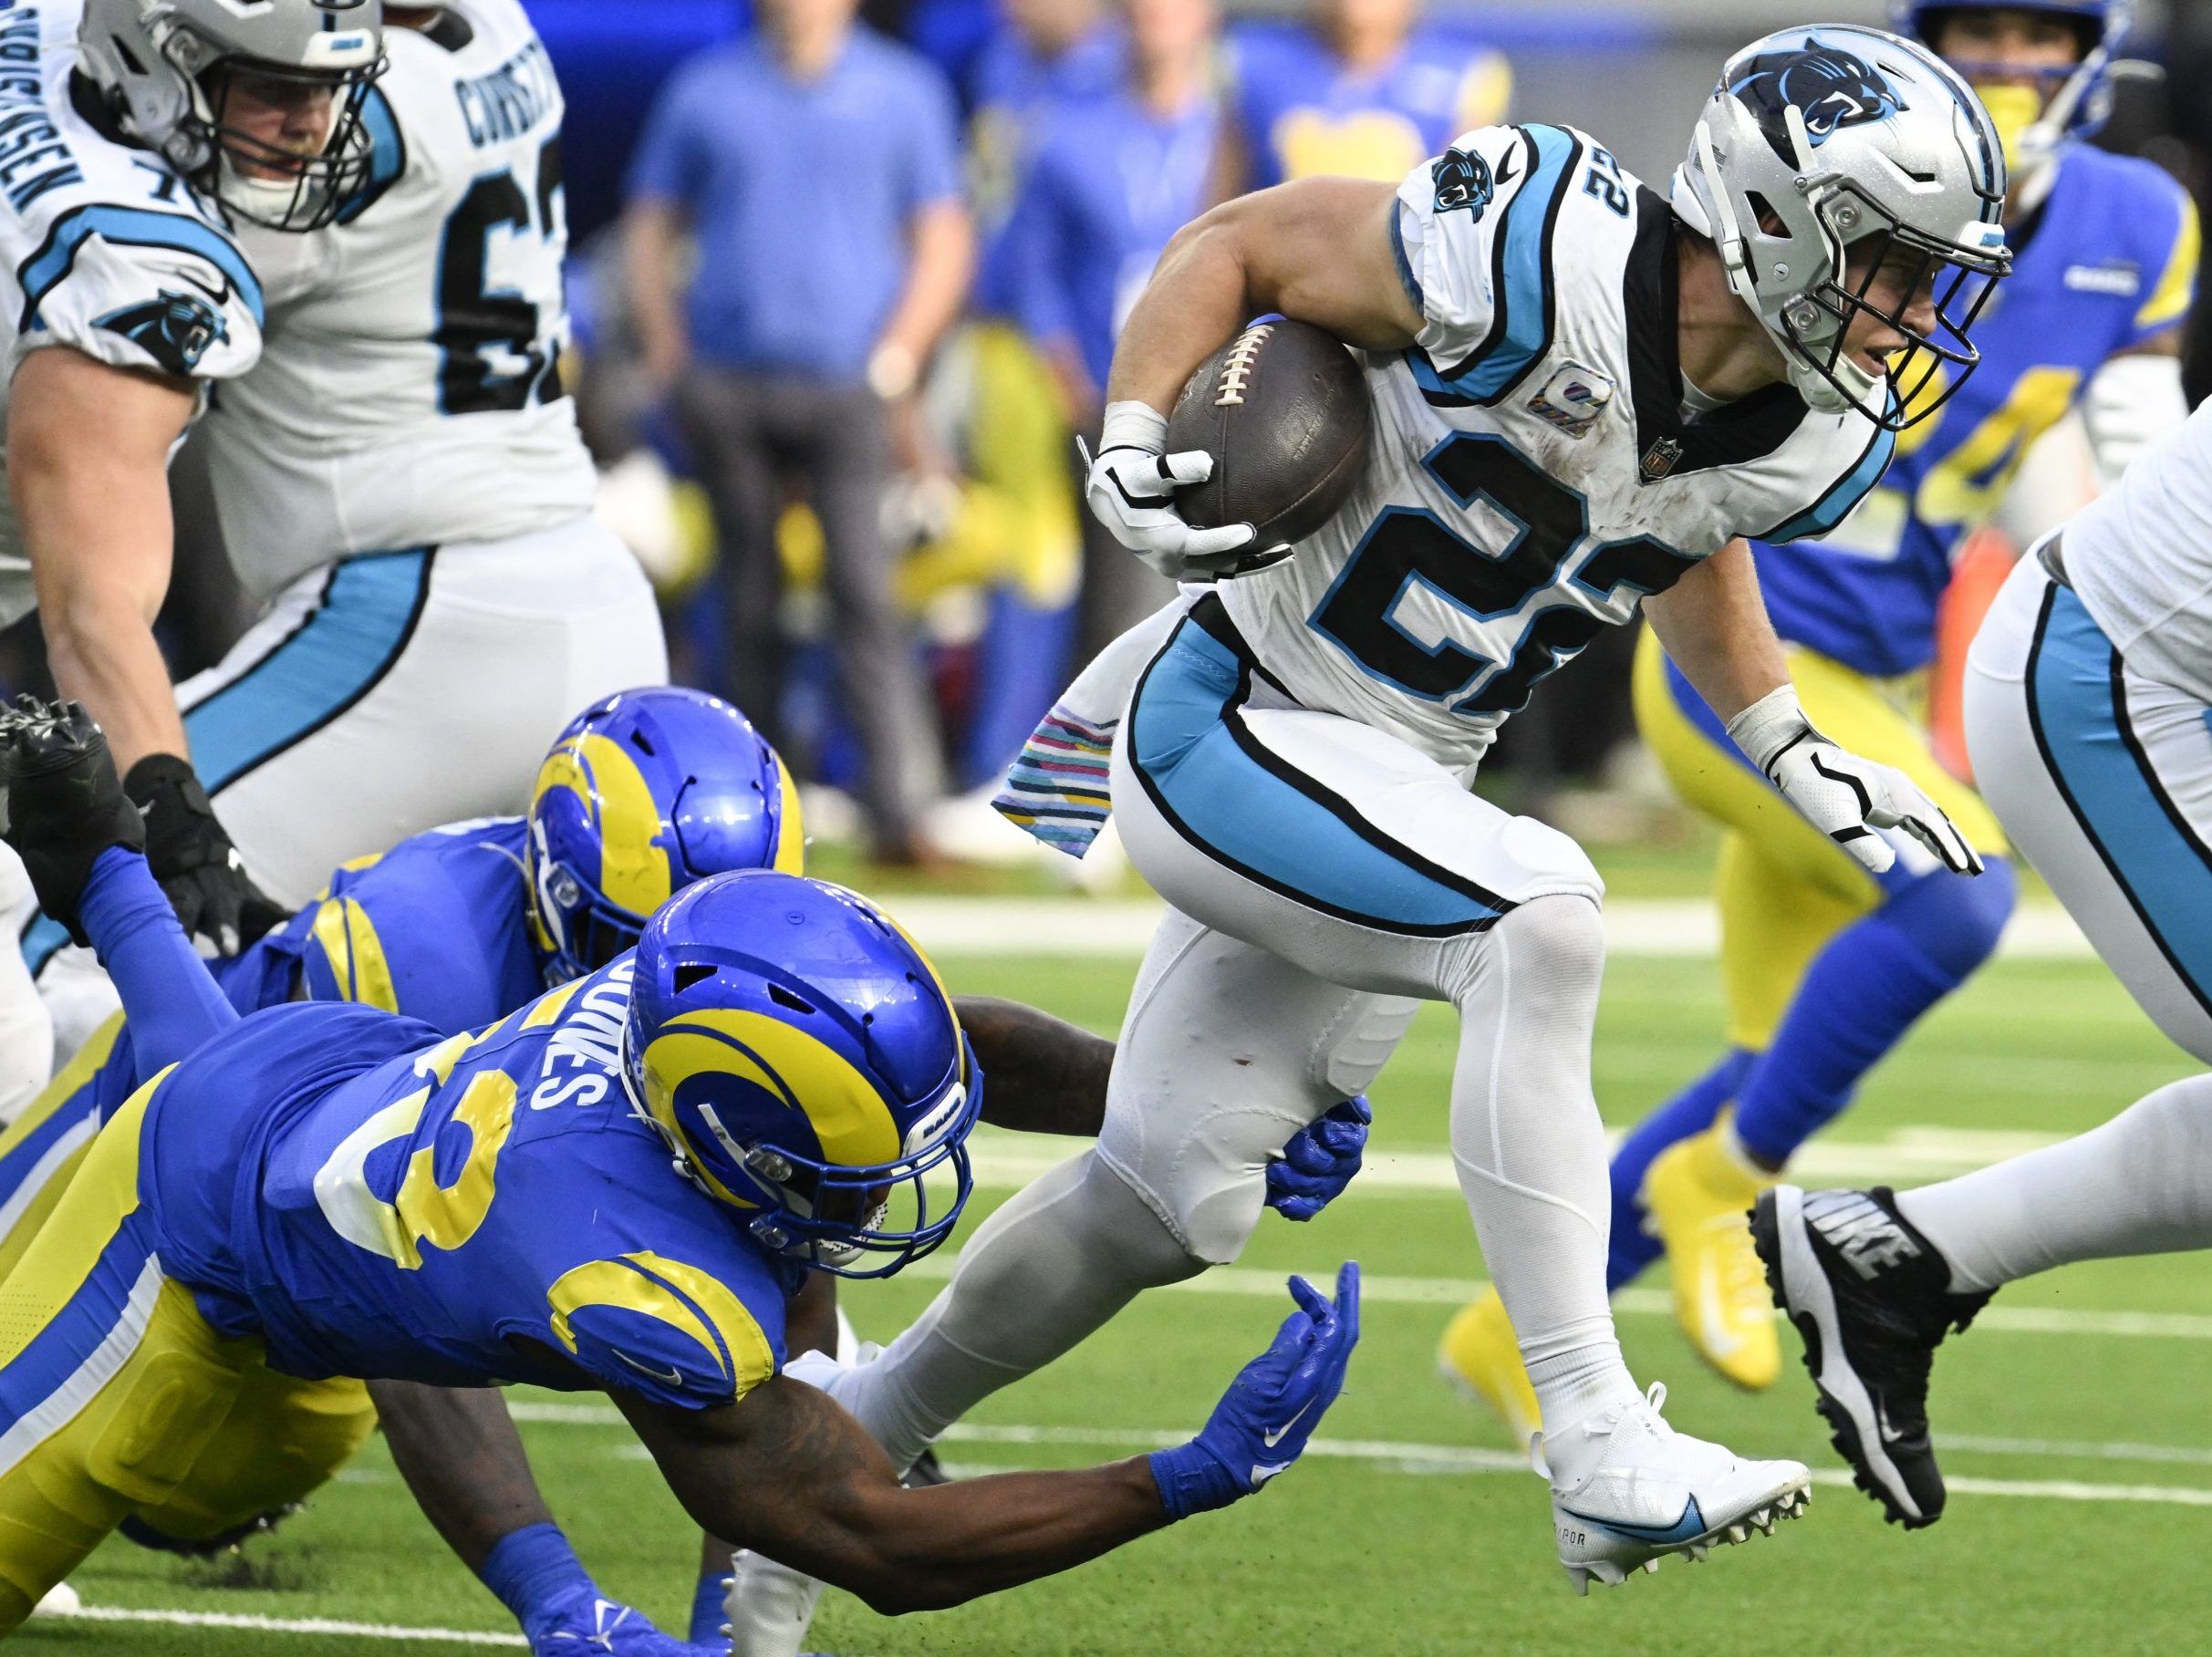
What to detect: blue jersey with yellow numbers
<box><xmin>234</xmin><ymin>816</ymin><xmax>544</xmax><ymax>1035</ymax></box>
<box><xmin>1227</xmin><ymin>22</ymin><xmax>1511</xmax><ymax>191</ymax></box>
<box><xmin>140</xmin><ymin>963</ymin><xmax>791</xmax><ymax>1411</ymax></box>
<box><xmin>1753</xmin><ymin>143</ymin><xmax>2198</xmax><ymax>678</ymax></box>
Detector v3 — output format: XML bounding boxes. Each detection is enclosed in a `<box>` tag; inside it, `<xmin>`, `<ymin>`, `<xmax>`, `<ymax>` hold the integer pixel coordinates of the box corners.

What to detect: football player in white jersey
<box><xmin>1755</xmin><ymin>396</ymin><xmax>2212</xmax><ymax>1530</ymax></box>
<box><xmin>729</xmin><ymin>26</ymin><xmax>2015</xmax><ymax>1637</ymax></box>
<box><xmin>26</xmin><ymin>0</ymin><xmax>667</xmax><ymax>1051</ymax></box>
<box><xmin>0</xmin><ymin>0</ymin><xmax>381</xmax><ymax>1113</ymax></box>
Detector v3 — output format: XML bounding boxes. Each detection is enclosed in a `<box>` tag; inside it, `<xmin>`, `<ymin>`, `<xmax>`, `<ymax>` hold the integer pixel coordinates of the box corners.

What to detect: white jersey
<box><xmin>2061</xmin><ymin>395</ymin><xmax>2212</xmax><ymax>705</ymax></box>
<box><xmin>1217</xmin><ymin>124</ymin><xmax>1897</xmax><ymax>772</ymax></box>
<box><xmin>202</xmin><ymin>0</ymin><xmax>594</xmax><ymax>600</ymax></box>
<box><xmin>0</xmin><ymin>0</ymin><xmax>263</xmax><ymax>624</ymax></box>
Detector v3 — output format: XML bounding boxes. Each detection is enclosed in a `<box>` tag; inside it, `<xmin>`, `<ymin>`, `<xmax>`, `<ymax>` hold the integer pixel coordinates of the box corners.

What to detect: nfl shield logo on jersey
<box><xmin>1638</xmin><ymin>438</ymin><xmax>1686</xmax><ymax>484</ymax></box>
<box><xmin>1527</xmin><ymin>362</ymin><xmax>1615</xmax><ymax>439</ymax></box>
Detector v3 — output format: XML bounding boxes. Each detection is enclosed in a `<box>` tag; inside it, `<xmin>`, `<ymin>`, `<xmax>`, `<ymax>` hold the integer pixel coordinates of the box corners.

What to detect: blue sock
<box><xmin>1734</xmin><ymin>859</ymin><xmax>2016</xmax><ymax>1168</ymax></box>
<box><xmin>691</xmin><ymin>1569</ymin><xmax>728</xmax><ymax>1645</ymax></box>
<box><xmin>1605</xmin><ymin>1050</ymin><xmax>1753</xmax><ymax>1290</ymax></box>
<box><xmin>478</xmin><ymin>1523</ymin><xmax>590</xmax><ymax>1639</ymax></box>
<box><xmin>79</xmin><ymin>846</ymin><xmax>239</xmax><ymax>1070</ymax></box>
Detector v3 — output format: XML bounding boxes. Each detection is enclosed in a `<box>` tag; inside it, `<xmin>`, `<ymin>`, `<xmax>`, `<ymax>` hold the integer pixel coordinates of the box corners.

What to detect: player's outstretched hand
<box><xmin>1728</xmin><ymin>688</ymin><xmax>1981</xmax><ymax>878</ymax></box>
<box><xmin>0</xmin><ymin>697</ymin><xmax>145</xmax><ymax>946</ymax></box>
<box><xmin>1081</xmin><ymin>401</ymin><xmax>1254</xmax><ymax>582</ymax></box>
<box><xmin>1148</xmin><ymin>1261</ymin><xmax>1360</xmax><ymax>1518</ymax></box>
<box><xmin>529</xmin><ymin>1586</ymin><xmax>722</xmax><ymax>1657</ymax></box>
<box><xmin>122</xmin><ymin>754</ymin><xmax>287</xmax><ymax>956</ymax></box>
<box><xmin>1266</xmin><ymin>1096</ymin><xmax>1372</xmax><ymax>1222</ymax></box>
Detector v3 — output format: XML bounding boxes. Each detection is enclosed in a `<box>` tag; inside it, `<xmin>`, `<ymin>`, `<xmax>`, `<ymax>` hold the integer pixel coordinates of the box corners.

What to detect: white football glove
<box><xmin>1728</xmin><ymin>687</ymin><xmax>1983</xmax><ymax>878</ymax></box>
<box><xmin>1082</xmin><ymin>400</ymin><xmax>1255</xmax><ymax>581</ymax></box>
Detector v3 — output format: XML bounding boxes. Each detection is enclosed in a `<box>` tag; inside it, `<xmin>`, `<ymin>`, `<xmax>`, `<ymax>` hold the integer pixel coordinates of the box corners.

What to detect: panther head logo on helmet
<box><xmin>1727</xmin><ymin>39</ymin><xmax>1906</xmax><ymax>163</ymax></box>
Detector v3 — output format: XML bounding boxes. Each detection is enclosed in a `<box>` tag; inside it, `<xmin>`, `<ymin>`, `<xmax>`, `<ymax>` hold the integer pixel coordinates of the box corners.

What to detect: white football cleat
<box><xmin>722</xmin><ymin>1548</ymin><xmax>824</xmax><ymax>1657</ymax></box>
<box><xmin>1544</xmin><ymin>1384</ymin><xmax>1811</xmax><ymax>1594</ymax></box>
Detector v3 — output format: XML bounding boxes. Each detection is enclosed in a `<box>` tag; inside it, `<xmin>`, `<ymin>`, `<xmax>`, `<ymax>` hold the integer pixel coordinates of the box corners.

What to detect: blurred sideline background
<box><xmin>68</xmin><ymin>0</ymin><xmax>2212</xmax><ymax>878</ymax></box>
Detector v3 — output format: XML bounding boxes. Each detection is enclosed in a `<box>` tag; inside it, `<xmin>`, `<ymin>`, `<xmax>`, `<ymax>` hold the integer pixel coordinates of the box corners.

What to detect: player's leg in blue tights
<box><xmin>1604</xmin><ymin>858</ymin><xmax>2016</xmax><ymax>1288</ymax></box>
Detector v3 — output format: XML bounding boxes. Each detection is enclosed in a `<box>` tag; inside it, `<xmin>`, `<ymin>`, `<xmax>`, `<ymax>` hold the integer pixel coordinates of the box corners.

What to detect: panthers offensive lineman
<box><xmin>0</xmin><ymin>700</ymin><xmax>1363</xmax><ymax>1637</ymax></box>
<box><xmin>28</xmin><ymin>0</ymin><xmax>668</xmax><ymax>1052</ymax></box>
<box><xmin>1446</xmin><ymin>0</ymin><xmax>2196</xmax><ymax>1424</ymax></box>
<box><xmin>735</xmin><ymin>27</ymin><xmax>2016</xmax><ymax>1633</ymax></box>
<box><xmin>0</xmin><ymin>0</ymin><xmax>382</xmax><ymax>1110</ymax></box>
<box><xmin>1757</xmin><ymin>393</ymin><xmax>2212</xmax><ymax>1529</ymax></box>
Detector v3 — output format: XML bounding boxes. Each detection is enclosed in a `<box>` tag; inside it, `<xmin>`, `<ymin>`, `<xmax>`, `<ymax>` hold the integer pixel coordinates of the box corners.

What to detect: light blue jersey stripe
<box><xmin>1130</xmin><ymin>619</ymin><xmax>1505</xmax><ymax>934</ymax></box>
<box><xmin>185</xmin><ymin>551</ymin><xmax>432</xmax><ymax>793</ymax></box>
<box><xmin>1764</xmin><ymin>412</ymin><xmax>1897</xmax><ymax>544</ymax></box>
<box><xmin>1407</xmin><ymin>124</ymin><xmax>1578</xmax><ymax>406</ymax></box>
<box><xmin>25</xmin><ymin>552</ymin><xmax>432</xmax><ymax>978</ymax></box>
<box><xmin>2030</xmin><ymin>585</ymin><xmax>2212</xmax><ymax>1005</ymax></box>
<box><xmin>18</xmin><ymin>206</ymin><xmax>264</xmax><ymax>332</ymax></box>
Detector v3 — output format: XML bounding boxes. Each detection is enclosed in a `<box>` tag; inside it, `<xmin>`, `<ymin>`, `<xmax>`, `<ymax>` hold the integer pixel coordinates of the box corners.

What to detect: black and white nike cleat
<box><xmin>1751</xmin><ymin>1186</ymin><xmax>1991</xmax><ymax>1528</ymax></box>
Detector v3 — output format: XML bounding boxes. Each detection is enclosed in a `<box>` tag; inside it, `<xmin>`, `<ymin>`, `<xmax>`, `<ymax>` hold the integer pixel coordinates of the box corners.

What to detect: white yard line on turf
<box><xmin>43</xmin><ymin>1607</ymin><xmax>524</xmax><ymax>1646</ymax></box>
<box><xmin>889</xmin><ymin>896</ymin><xmax>2099</xmax><ymax>962</ymax></box>
<box><xmin>879</xmin><ymin>1255</ymin><xmax>2212</xmax><ymax>1341</ymax></box>
<box><xmin>521</xmin><ymin>1407</ymin><xmax>2212</xmax><ymax>1481</ymax></box>
<box><xmin>967</xmin><ymin>1125</ymin><xmax>2081</xmax><ymax>1193</ymax></box>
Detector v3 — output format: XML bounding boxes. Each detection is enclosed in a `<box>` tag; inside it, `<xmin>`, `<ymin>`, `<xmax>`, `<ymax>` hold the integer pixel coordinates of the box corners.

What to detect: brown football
<box><xmin>1166</xmin><ymin>317</ymin><xmax>1373</xmax><ymax>562</ymax></box>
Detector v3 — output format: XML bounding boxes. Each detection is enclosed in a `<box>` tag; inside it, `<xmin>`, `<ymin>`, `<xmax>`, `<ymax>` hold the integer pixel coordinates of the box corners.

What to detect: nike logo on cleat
<box><xmin>1560</xmin><ymin>1497</ymin><xmax>1707</xmax><ymax>1548</ymax></box>
<box><xmin>1804</xmin><ymin>1190</ymin><xmax>1922</xmax><ymax>1279</ymax></box>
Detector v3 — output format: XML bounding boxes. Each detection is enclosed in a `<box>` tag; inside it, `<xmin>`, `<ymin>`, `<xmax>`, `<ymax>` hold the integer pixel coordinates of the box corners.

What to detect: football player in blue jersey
<box><xmin>1223</xmin><ymin>0</ymin><xmax>1511</xmax><ymax>192</ymax></box>
<box><xmin>1440</xmin><ymin>0</ymin><xmax>2197</xmax><ymax>1433</ymax></box>
<box><xmin>0</xmin><ymin>685</ymin><xmax>1365</xmax><ymax>1652</ymax></box>
<box><xmin>0</xmin><ymin>699</ymin><xmax>1364</xmax><ymax>1641</ymax></box>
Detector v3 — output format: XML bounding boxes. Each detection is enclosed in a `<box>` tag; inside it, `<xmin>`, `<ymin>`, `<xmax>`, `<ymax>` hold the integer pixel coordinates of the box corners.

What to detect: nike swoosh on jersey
<box><xmin>614</xmin><ymin>1350</ymin><xmax>684</xmax><ymax>1386</ymax></box>
<box><xmin>1262</xmin><ymin>1398</ymin><xmax>1316</xmax><ymax>1448</ymax></box>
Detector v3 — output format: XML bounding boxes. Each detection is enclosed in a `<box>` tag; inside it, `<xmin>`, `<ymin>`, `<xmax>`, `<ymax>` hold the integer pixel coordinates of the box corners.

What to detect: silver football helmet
<box><xmin>1670</xmin><ymin>25</ymin><xmax>2012</xmax><ymax>430</ymax></box>
<box><xmin>78</xmin><ymin>0</ymin><xmax>386</xmax><ymax>233</ymax></box>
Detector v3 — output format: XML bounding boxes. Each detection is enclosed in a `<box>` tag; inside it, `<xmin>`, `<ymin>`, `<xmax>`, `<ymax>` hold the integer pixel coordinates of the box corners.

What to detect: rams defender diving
<box><xmin>1441</xmin><ymin>0</ymin><xmax>2196</xmax><ymax>1428</ymax></box>
<box><xmin>0</xmin><ymin>699</ymin><xmax>1364</xmax><ymax>1637</ymax></box>
<box><xmin>733</xmin><ymin>28</ymin><xmax>2013</xmax><ymax>1641</ymax></box>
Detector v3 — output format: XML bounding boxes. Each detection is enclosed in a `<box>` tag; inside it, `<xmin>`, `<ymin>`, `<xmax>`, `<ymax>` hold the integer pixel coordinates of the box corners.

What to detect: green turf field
<box><xmin>25</xmin><ymin>919</ymin><xmax>2210</xmax><ymax>1656</ymax></box>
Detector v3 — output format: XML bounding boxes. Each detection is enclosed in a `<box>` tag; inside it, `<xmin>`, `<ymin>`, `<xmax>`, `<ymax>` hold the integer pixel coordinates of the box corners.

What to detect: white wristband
<box><xmin>1724</xmin><ymin>685</ymin><xmax>1809</xmax><ymax>772</ymax></box>
<box><xmin>1099</xmin><ymin>399</ymin><xmax>1168</xmax><ymax>456</ymax></box>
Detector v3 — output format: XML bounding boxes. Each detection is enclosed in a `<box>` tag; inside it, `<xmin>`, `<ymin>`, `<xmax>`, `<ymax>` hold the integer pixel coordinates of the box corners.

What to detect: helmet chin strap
<box><xmin>1694</xmin><ymin>117</ymin><xmax>1873</xmax><ymax>417</ymax></box>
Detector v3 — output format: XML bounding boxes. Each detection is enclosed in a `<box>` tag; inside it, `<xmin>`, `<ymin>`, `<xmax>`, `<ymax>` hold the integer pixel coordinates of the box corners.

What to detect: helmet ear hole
<box><xmin>1745</xmin><ymin>192</ymin><xmax>1783</xmax><ymax>235</ymax></box>
<box><xmin>673</xmin><ymin>963</ymin><xmax>715</xmax><ymax>996</ymax></box>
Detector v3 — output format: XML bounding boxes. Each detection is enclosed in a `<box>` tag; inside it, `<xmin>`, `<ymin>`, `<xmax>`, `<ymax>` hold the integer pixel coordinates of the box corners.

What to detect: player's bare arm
<box><xmin>1647</xmin><ymin>540</ymin><xmax>1981</xmax><ymax>879</ymax></box>
<box><xmin>1106</xmin><ymin>179</ymin><xmax>1419</xmax><ymax>417</ymax></box>
<box><xmin>10</xmin><ymin>347</ymin><xmax>195</xmax><ymax>777</ymax></box>
<box><xmin>955</xmin><ymin>995</ymin><xmax>1113</xmax><ymax>1136</ymax></box>
<box><xmin>369</xmin><ymin>1382</ymin><xmax>556</xmax><ymax>1571</ymax></box>
<box><xmin>613</xmin><ymin>1258</ymin><xmax>1357</xmax><ymax>1618</ymax></box>
<box><xmin>1641</xmin><ymin>540</ymin><xmax>1790</xmax><ymax>723</ymax></box>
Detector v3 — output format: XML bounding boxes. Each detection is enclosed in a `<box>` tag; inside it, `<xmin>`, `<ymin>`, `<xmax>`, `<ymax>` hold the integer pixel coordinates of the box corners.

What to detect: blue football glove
<box><xmin>531</xmin><ymin>1586</ymin><xmax>721</xmax><ymax>1657</ymax></box>
<box><xmin>1265</xmin><ymin>1097</ymin><xmax>1371</xmax><ymax>1222</ymax></box>
<box><xmin>1148</xmin><ymin>1261</ymin><xmax>1361</xmax><ymax>1518</ymax></box>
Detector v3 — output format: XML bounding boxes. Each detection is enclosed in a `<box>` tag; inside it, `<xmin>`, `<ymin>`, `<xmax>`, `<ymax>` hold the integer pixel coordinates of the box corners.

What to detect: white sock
<box><xmin>1898</xmin><ymin>1072</ymin><xmax>2212</xmax><ymax>1293</ymax></box>
<box><xmin>836</xmin><ymin>1149</ymin><xmax>1201</xmax><ymax>1472</ymax></box>
<box><xmin>1441</xmin><ymin>896</ymin><xmax>1640</xmax><ymax>1445</ymax></box>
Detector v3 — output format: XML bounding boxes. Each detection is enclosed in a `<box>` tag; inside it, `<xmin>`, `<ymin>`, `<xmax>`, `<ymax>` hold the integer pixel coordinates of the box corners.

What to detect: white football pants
<box><xmin>33</xmin><ymin>513</ymin><xmax>667</xmax><ymax>1056</ymax></box>
<box><xmin>838</xmin><ymin>597</ymin><xmax>1640</xmax><ymax>1477</ymax></box>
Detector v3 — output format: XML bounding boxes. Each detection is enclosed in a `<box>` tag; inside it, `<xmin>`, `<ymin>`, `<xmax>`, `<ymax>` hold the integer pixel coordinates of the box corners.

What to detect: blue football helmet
<box><xmin>526</xmin><ymin>687</ymin><xmax>803</xmax><ymax>985</ymax></box>
<box><xmin>1895</xmin><ymin>2</ymin><xmax>2131</xmax><ymax>174</ymax></box>
<box><xmin>623</xmin><ymin>870</ymin><xmax>981</xmax><ymax>1278</ymax></box>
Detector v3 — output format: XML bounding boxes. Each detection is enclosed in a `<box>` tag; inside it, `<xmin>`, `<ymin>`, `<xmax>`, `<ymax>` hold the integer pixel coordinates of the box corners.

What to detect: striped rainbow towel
<box><xmin>992</xmin><ymin>708</ymin><xmax>1116</xmax><ymax>856</ymax></box>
